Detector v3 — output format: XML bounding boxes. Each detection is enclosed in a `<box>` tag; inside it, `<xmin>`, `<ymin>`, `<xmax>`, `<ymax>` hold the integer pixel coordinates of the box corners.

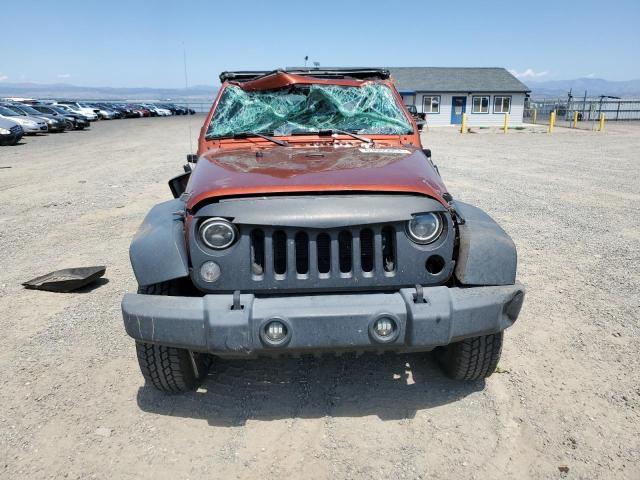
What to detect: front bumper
<box><xmin>0</xmin><ymin>132</ymin><xmax>22</xmax><ymax>145</ymax></box>
<box><xmin>48</xmin><ymin>123</ymin><xmax>66</xmax><ymax>132</ymax></box>
<box><xmin>122</xmin><ymin>284</ymin><xmax>524</xmax><ymax>357</ymax></box>
<box><xmin>22</xmin><ymin>124</ymin><xmax>48</xmax><ymax>133</ymax></box>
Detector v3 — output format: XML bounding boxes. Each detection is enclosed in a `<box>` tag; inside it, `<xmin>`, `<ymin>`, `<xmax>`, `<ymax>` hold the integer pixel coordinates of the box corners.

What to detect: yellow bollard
<box><xmin>548</xmin><ymin>111</ymin><xmax>556</xmax><ymax>133</ymax></box>
<box><xmin>573</xmin><ymin>111</ymin><xmax>579</xmax><ymax>128</ymax></box>
<box><xmin>503</xmin><ymin>113</ymin><xmax>508</xmax><ymax>134</ymax></box>
<box><xmin>460</xmin><ymin>113</ymin><xmax>466</xmax><ymax>134</ymax></box>
<box><xmin>532</xmin><ymin>109</ymin><xmax>537</xmax><ymax>124</ymax></box>
<box><xmin>598</xmin><ymin>113</ymin><xmax>605</xmax><ymax>131</ymax></box>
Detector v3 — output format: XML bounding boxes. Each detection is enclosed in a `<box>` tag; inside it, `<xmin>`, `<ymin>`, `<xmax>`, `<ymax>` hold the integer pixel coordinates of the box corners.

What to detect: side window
<box><xmin>472</xmin><ymin>96</ymin><xmax>490</xmax><ymax>113</ymax></box>
<box><xmin>422</xmin><ymin>96</ymin><xmax>440</xmax><ymax>114</ymax></box>
<box><xmin>494</xmin><ymin>96</ymin><xmax>511</xmax><ymax>114</ymax></box>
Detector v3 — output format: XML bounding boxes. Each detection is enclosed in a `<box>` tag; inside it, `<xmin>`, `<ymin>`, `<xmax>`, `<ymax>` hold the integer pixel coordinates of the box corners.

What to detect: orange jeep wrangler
<box><xmin>122</xmin><ymin>68</ymin><xmax>524</xmax><ymax>393</ymax></box>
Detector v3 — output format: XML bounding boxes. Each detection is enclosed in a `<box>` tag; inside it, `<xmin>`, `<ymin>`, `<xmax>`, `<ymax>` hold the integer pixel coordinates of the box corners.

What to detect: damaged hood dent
<box><xmin>186</xmin><ymin>146</ymin><xmax>448</xmax><ymax>210</ymax></box>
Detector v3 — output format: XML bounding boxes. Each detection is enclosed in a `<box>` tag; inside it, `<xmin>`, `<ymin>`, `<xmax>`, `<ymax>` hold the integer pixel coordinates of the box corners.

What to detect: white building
<box><xmin>390</xmin><ymin>67</ymin><xmax>530</xmax><ymax>127</ymax></box>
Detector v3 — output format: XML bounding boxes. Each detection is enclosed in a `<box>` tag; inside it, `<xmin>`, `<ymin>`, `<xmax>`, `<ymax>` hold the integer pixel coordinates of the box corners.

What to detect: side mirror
<box><xmin>422</xmin><ymin>148</ymin><xmax>431</xmax><ymax>159</ymax></box>
<box><xmin>186</xmin><ymin>153</ymin><xmax>199</xmax><ymax>163</ymax></box>
<box><xmin>168</xmin><ymin>169</ymin><xmax>191</xmax><ymax>198</ymax></box>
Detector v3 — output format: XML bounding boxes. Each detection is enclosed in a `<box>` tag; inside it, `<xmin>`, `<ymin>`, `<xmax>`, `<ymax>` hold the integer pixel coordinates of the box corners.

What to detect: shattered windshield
<box><xmin>206</xmin><ymin>83</ymin><xmax>413</xmax><ymax>139</ymax></box>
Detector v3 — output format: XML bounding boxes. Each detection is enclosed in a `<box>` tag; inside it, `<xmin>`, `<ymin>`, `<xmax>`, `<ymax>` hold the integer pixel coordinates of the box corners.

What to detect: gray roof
<box><xmin>388</xmin><ymin>67</ymin><xmax>530</xmax><ymax>93</ymax></box>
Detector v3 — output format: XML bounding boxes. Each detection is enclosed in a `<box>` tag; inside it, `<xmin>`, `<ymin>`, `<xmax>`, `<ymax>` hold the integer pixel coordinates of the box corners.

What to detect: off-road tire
<box><xmin>135</xmin><ymin>341</ymin><xmax>211</xmax><ymax>394</ymax></box>
<box><xmin>135</xmin><ymin>280</ymin><xmax>212</xmax><ymax>393</ymax></box>
<box><xmin>437</xmin><ymin>332</ymin><xmax>503</xmax><ymax>380</ymax></box>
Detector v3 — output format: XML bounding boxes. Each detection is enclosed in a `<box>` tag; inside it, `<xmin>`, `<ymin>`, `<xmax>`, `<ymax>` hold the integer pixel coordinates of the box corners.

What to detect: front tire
<box><xmin>135</xmin><ymin>280</ymin><xmax>211</xmax><ymax>393</ymax></box>
<box><xmin>437</xmin><ymin>332</ymin><xmax>503</xmax><ymax>380</ymax></box>
<box><xmin>136</xmin><ymin>341</ymin><xmax>211</xmax><ymax>394</ymax></box>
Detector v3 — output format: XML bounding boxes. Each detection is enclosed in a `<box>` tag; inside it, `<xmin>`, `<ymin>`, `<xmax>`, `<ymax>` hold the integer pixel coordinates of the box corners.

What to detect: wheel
<box><xmin>134</xmin><ymin>280</ymin><xmax>212</xmax><ymax>393</ymax></box>
<box><xmin>135</xmin><ymin>342</ymin><xmax>211</xmax><ymax>394</ymax></box>
<box><xmin>437</xmin><ymin>332</ymin><xmax>503</xmax><ymax>380</ymax></box>
<box><xmin>66</xmin><ymin>120</ymin><xmax>74</xmax><ymax>130</ymax></box>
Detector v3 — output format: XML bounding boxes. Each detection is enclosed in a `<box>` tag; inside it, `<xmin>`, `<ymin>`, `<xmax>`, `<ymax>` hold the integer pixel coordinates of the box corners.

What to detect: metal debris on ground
<box><xmin>22</xmin><ymin>266</ymin><xmax>106</xmax><ymax>292</ymax></box>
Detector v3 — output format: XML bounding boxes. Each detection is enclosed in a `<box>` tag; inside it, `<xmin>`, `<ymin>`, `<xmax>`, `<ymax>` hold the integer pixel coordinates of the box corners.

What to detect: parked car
<box><xmin>4</xmin><ymin>103</ymin><xmax>67</xmax><ymax>132</ymax></box>
<box><xmin>121</xmin><ymin>67</ymin><xmax>525</xmax><ymax>394</ymax></box>
<box><xmin>127</xmin><ymin>104</ymin><xmax>150</xmax><ymax>117</ymax></box>
<box><xmin>56</xmin><ymin>102</ymin><xmax>99</xmax><ymax>120</ymax></box>
<box><xmin>54</xmin><ymin>103</ymin><xmax>97</xmax><ymax>121</ymax></box>
<box><xmin>161</xmin><ymin>103</ymin><xmax>188</xmax><ymax>115</ymax></box>
<box><xmin>116</xmin><ymin>105</ymin><xmax>140</xmax><ymax>118</ymax></box>
<box><xmin>158</xmin><ymin>103</ymin><xmax>180</xmax><ymax>115</ymax></box>
<box><xmin>143</xmin><ymin>104</ymin><xmax>172</xmax><ymax>116</ymax></box>
<box><xmin>88</xmin><ymin>103</ymin><xmax>121</xmax><ymax>119</ymax></box>
<box><xmin>101</xmin><ymin>103</ymin><xmax>135</xmax><ymax>118</ymax></box>
<box><xmin>32</xmin><ymin>105</ymin><xmax>90</xmax><ymax>130</ymax></box>
<box><xmin>0</xmin><ymin>105</ymin><xmax>48</xmax><ymax>134</ymax></box>
<box><xmin>0</xmin><ymin>116</ymin><xmax>23</xmax><ymax>146</ymax></box>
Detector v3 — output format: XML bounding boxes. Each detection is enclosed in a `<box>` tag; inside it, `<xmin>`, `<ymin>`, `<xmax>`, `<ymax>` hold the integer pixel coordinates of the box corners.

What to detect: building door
<box><xmin>450</xmin><ymin>96</ymin><xmax>466</xmax><ymax>124</ymax></box>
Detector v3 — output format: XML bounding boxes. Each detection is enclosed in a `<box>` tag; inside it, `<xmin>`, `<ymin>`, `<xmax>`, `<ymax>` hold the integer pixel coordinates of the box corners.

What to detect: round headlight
<box><xmin>406</xmin><ymin>213</ymin><xmax>443</xmax><ymax>244</ymax></box>
<box><xmin>199</xmin><ymin>218</ymin><xmax>237</xmax><ymax>249</ymax></box>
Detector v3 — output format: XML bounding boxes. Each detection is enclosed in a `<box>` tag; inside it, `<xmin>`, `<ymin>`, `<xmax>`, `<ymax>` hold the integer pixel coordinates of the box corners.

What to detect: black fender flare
<box><xmin>129</xmin><ymin>199</ymin><xmax>189</xmax><ymax>287</ymax></box>
<box><xmin>453</xmin><ymin>201</ymin><xmax>517</xmax><ymax>286</ymax></box>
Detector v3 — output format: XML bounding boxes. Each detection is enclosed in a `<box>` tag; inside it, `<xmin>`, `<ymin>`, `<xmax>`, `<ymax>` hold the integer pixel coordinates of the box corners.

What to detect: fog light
<box><xmin>200</xmin><ymin>261</ymin><xmax>221</xmax><ymax>283</ymax></box>
<box><xmin>264</xmin><ymin>321</ymin><xmax>287</xmax><ymax>342</ymax></box>
<box><xmin>374</xmin><ymin>317</ymin><xmax>395</xmax><ymax>338</ymax></box>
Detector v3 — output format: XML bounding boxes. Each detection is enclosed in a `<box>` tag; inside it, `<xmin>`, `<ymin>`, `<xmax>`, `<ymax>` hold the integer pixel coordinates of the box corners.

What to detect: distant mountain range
<box><xmin>1</xmin><ymin>77</ymin><xmax>639</xmax><ymax>101</ymax></box>
<box><xmin>526</xmin><ymin>78</ymin><xmax>640</xmax><ymax>98</ymax></box>
<box><xmin>0</xmin><ymin>82</ymin><xmax>218</xmax><ymax>101</ymax></box>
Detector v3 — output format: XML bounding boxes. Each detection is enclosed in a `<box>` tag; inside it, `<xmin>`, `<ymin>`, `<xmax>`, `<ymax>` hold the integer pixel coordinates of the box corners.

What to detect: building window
<box><xmin>494</xmin><ymin>96</ymin><xmax>511</xmax><ymax>114</ymax></box>
<box><xmin>472</xmin><ymin>96</ymin><xmax>490</xmax><ymax>114</ymax></box>
<box><xmin>401</xmin><ymin>94</ymin><xmax>416</xmax><ymax>106</ymax></box>
<box><xmin>422</xmin><ymin>96</ymin><xmax>440</xmax><ymax>114</ymax></box>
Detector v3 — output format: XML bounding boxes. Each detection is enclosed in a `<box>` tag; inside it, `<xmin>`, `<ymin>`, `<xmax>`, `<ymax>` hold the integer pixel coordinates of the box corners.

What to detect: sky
<box><xmin>2</xmin><ymin>0</ymin><xmax>639</xmax><ymax>88</ymax></box>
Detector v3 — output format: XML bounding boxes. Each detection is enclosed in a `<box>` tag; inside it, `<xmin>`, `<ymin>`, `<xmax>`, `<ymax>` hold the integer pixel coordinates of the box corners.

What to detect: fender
<box><xmin>453</xmin><ymin>201</ymin><xmax>517</xmax><ymax>286</ymax></box>
<box><xmin>129</xmin><ymin>199</ymin><xmax>189</xmax><ymax>287</ymax></box>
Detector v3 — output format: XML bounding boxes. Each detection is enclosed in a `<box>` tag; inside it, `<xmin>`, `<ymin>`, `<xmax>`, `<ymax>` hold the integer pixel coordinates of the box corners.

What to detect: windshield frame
<box><xmin>205</xmin><ymin>81</ymin><xmax>414</xmax><ymax>140</ymax></box>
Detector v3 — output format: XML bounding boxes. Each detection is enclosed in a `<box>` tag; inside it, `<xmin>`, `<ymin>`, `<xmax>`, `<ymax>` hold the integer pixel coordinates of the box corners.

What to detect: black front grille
<box><xmin>190</xmin><ymin>195</ymin><xmax>455</xmax><ymax>293</ymax></box>
<box><xmin>10</xmin><ymin>125</ymin><xmax>22</xmax><ymax>134</ymax></box>
<box><xmin>250</xmin><ymin>226</ymin><xmax>396</xmax><ymax>281</ymax></box>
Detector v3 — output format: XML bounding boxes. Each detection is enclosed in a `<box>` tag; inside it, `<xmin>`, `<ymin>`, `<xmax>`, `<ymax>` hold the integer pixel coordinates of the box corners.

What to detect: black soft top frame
<box><xmin>219</xmin><ymin>68</ymin><xmax>390</xmax><ymax>83</ymax></box>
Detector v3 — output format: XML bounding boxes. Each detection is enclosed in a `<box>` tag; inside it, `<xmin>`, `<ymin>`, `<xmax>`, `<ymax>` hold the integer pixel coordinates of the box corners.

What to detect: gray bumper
<box><xmin>122</xmin><ymin>284</ymin><xmax>524</xmax><ymax>357</ymax></box>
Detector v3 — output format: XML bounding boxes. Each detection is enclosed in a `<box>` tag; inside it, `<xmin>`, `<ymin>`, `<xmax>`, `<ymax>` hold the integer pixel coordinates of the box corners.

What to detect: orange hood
<box><xmin>185</xmin><ymin>144</ymin><xmax>449</xmax><ymax>211</ymax></box>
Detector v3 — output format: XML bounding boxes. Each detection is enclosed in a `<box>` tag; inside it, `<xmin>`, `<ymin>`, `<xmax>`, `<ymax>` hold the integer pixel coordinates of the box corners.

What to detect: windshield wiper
<box><xmin>233</xmin><ymin>131</ymin><xmax>289</xmax><ymax>146</ymax></box>
<box><xmin>318</xmin><ymin>129</ymin><xmax>375</xmax><ymax>145</ymax></box>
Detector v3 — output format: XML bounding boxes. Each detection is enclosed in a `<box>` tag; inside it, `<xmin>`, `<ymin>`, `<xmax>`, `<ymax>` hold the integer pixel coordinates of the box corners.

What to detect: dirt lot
<box><xmin>0</xmin><ymin>117</ymin><xmax>638</xmax><ymax>479</ymax></box>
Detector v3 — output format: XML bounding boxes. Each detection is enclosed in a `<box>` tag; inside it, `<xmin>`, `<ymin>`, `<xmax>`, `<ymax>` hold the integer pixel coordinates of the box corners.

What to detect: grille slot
<box><xmin>295</xmin><ymin>232</ymin><xmax>309</xmax><ymax>274</ymax></box>
<box><xmin>250</xmin><ymin>229</ymin><xmax>265</xmax><ymax>276</ymax></box>
<box><xmin>381</xmin><ymin>226</ymin><xmax>396</xmax><ymax>273</ymax></box>
<box><xmin>316</xmin><ymin>233</ymin><xmax>331</xmax><ymax>274</ymax></box>
<box><xmin>338</xmin><ymin>231</ymin><xmax>353</xmax><ymax>273</ymax></box>
<box><xmin>273</xmin><ymin>230</ymin><xmax>287</xmax><ymax>275</ymax></box>
<box><xmin>360</xmin><ymin>228</ymin><xmax>374</xmax><ymax>272</ymax></box>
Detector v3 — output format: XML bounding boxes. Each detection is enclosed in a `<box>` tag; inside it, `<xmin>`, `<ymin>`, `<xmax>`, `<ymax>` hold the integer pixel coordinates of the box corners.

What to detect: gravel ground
<box><xmin>0</xmin><ymin>117</ymin><xmax>638</xmax><ymax>479</ymax></box>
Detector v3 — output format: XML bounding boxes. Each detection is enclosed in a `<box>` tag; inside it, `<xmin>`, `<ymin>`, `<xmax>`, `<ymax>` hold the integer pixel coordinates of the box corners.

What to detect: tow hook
<box><xmin>232</xmin><ymin>290</ymin><xmax>244</xmax><ymax>310</ymax></box>
<box><xmin>413</xmin><ymin>284</ymin><xmax>427</xmax><ymax>304</ymax></box>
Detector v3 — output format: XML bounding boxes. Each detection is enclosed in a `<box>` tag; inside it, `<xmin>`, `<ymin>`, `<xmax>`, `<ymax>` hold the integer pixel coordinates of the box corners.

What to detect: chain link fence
<box><xmin>524</xmin><ymin>97</ymin><xmax>640</xmax><ymax>130</ymax></box>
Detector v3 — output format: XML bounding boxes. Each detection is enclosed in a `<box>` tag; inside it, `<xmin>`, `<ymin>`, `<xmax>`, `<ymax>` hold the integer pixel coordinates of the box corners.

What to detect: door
<box><xmin>450</xmin><ymin>96</ymin><xmax>466</xmax><ymax>124</ymax></box>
